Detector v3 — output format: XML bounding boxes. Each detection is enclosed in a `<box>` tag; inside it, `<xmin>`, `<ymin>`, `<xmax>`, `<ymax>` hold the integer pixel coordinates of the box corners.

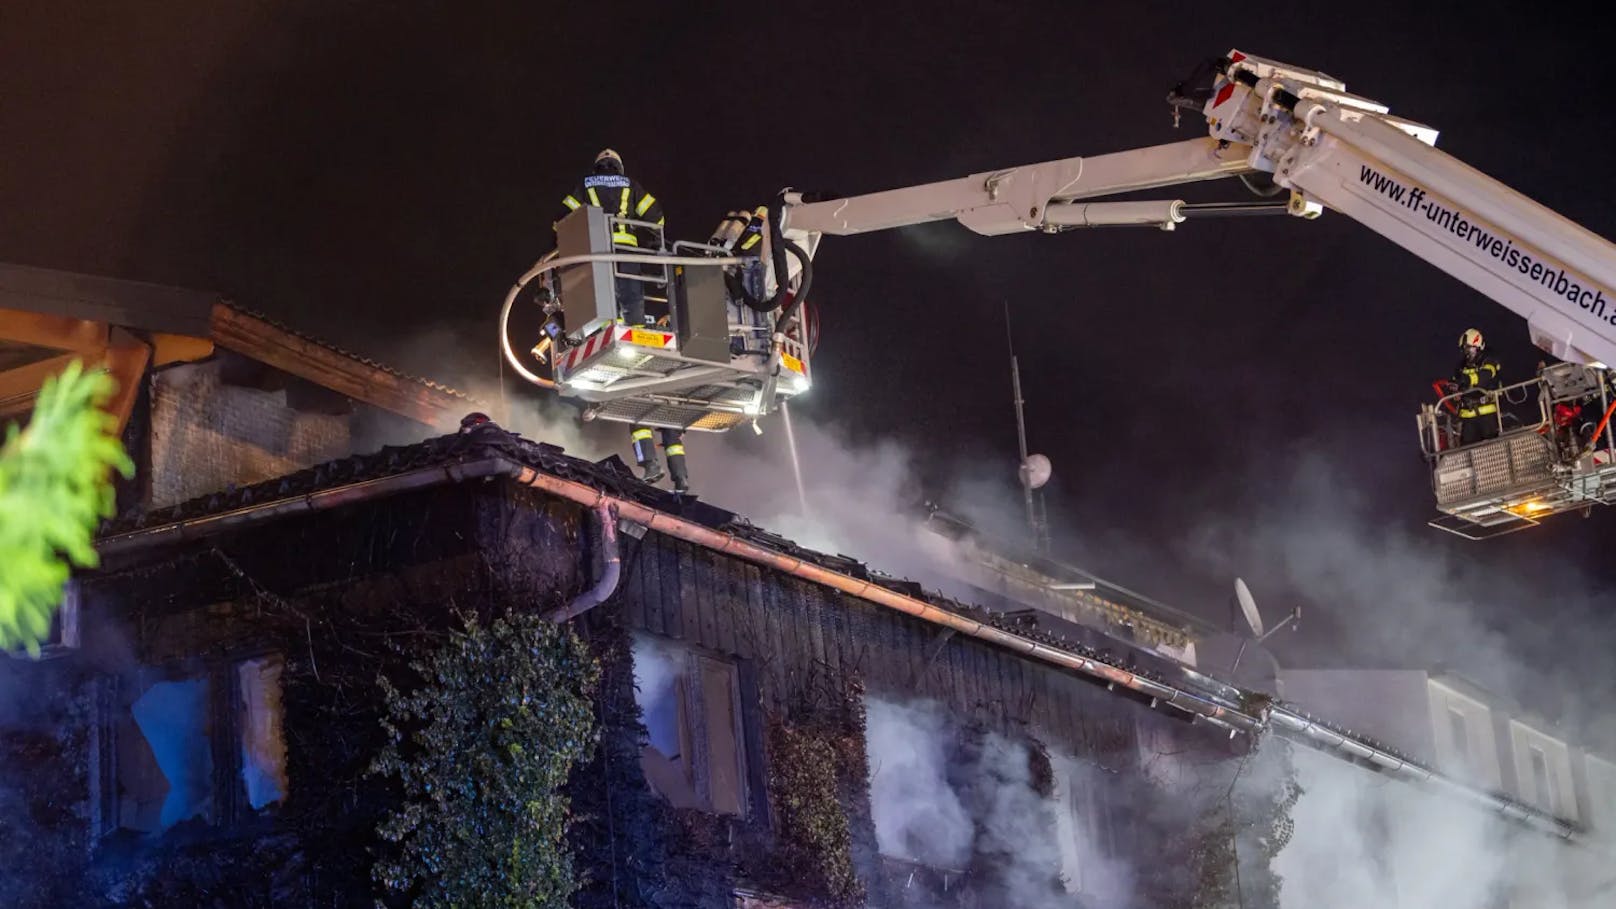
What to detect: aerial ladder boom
<box><xmin>1229</xmin><ymin>64</ymin><xmax>1616</xmax><ymax>370</ymax></box>
<box><xmin>779</xmin><ymin>51</ymin><xmax>1616</xmax><ymax>370</ymax></box>
<box><xmin>501</xmin><ymin>51</ymin><xmax>1614</xmax><ymax>534</ymax></box>
<box><xmin>774</xmin><ymin>51</ymin><xmax>1616</xmax><ymax>536</ymax></box>
<box><xmin>783</xmin><ymin>137</ymin><xmax>1253</xmax><ymax>237</ymax></box>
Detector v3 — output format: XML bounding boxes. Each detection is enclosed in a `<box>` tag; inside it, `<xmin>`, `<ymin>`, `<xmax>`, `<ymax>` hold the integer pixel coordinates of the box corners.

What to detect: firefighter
<box><xmin>555</xmin><ymin>149</ymin><xmax>665</xmax><ymax>325</ymax></box>
<box><xmin>1454</xmin><ymin>328</ymin><xmax>1503</xmax><ymax>445</ymax></box>
<box><xmin>631</xmin><ymin>426</ymin><xmax>690</xmax><ymax>494</ymax></box>
<box><xmin>555</xmin><ymin>150</ymin><xmax>684</xmax><ymax>489</ymax></box>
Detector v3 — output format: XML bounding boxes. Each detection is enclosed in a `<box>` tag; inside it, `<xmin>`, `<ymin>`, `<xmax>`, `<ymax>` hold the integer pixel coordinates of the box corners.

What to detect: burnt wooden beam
<box><xmin>0</xmin><ymin>306</ymin><xmax>109</xmax><ymax>354</ymax></box>
<box><xmin>103</xmin><ymin>328</ymin><xmax>152</xmax><ymax>436</ymax></box>
<box><xmin>209</xmin><ymin>303</ymin><xmax>464</xmax><ymax>428</ymax></box>
<box><xmin>0</xmin><ymin>351</ymin><xmax>81</xmax><ymax>419</ymax></box>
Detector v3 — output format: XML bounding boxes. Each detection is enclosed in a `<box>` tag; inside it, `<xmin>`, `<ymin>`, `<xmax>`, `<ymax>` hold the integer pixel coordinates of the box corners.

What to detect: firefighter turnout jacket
<box><xmin>557</xmin><ymin>174</ymin><xmax>665</xmax><ymax>247</ymax></box>
<box><xmin>1453</xmin><ymin>353</ymin><xmax>1502</xmax><ymax>419</ymax></box>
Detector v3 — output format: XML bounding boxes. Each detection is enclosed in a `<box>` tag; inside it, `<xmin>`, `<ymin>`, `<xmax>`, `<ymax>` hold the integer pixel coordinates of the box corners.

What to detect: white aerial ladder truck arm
<box><xmin>772</xmin><ymin>51</ymin><xmax>1616</xmax><ymax>536</ymax></box>
<box><xmin>782</xmin><ymin>137</ymin><xmax>1252</xmax><ymax>237</ymax></box>
<box><xmin>503</xmin><ymin>50</ymin><xmax>1615</xmax><ymax>534</ymax></box>
<box><xmin>781</xmin><ymin>52</ymin><xmax>1616</xmax><ymax>369</ymax></box>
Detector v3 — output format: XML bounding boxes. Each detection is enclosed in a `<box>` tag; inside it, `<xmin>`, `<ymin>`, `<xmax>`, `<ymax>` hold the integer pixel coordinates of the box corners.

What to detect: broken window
<box><xmin>865</xmin><ymin>698</ymin><xmax>971</xmax><ymax>870</ymax></box>
<box><xmin>1052</xmin><ymin>757</ymin><xmax>1124</xmax><ymax>899</ymax></box>
<box><xmin>865</xmin><ymin>699</ymin><xmax>1110</xmax><ymax>903</ymax></box>
<box><xmin>632</xmin><ymin>635</ymin><xmax>749</xmax><ymax>816</ymax></box>
<box><xmin>1586</xmin><ymin>758</ymin><xmax>1616</xmax><ymax>840</ymax></box>
<box><xmin>119</xmin><ymin>677</ymin><xmax>214</xmax><ymax>832</ymax></box>
<box><xmin>101</xmin><ymin>656</ymin><xmax>288</xmax><ymax>836</ymax></box>
<box><xmin>237</xmin><ymin>657</ymin><xmax>288</xmax><ymax>810</ymax></box>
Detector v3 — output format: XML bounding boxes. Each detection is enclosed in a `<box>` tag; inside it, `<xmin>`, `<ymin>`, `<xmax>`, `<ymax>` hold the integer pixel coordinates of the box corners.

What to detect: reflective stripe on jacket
<box><xmin>556</xmin><ymin>173</ymin><xmax>665</xmax><ymax>246</ymax></box>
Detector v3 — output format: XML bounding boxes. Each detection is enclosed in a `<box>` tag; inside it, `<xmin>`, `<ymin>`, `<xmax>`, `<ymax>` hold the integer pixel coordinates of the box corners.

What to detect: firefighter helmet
<box><xmin>594</xmin><ymin>148</ymin><xmax>624</xmax><ymax>174</ymax></box>
<box><xmin>1459</xmin><ymin>328</ymin><xmax>1484</xmax><ymax>350</ymax></box>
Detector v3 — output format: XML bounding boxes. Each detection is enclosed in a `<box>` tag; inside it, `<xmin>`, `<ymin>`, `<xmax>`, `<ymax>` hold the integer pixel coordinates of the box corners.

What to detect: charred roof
<box><xmin>98</xmin><ymin>422</ymin><xmax>1197</xmax><ymax>694</ymax></box>
<box><xmin>0</xmin><ymin>261</ymin><xmax>472</xmax><ymax>426</ymax></box>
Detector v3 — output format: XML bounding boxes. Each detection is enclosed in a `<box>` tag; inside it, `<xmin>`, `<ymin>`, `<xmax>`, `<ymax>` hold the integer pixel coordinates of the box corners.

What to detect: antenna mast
<box><xmin>1006</xmin><ymin>303</ymin><xmax>1050</xmax><ymax>553</ymax></box>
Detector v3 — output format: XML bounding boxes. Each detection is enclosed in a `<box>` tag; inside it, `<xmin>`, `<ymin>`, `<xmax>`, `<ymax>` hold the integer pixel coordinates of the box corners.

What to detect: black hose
<box><xmin>766</xmin><ymin>200</ymin><xmax>792</xmax><ymax>307</ymax></box>
<box><xmin>1238</xmin><ymin>172</ymin><xmax>1286</xmax><ymax>198</ymax></box>
<box><xmin>734</xmin><ymin>233</ymin><xmax>813</xmax><ymax>315</ymax></box>
<box><xmin>768</xmin><ymin>238</ymin><xmax>813</xmax><ymax>332</ymax></box>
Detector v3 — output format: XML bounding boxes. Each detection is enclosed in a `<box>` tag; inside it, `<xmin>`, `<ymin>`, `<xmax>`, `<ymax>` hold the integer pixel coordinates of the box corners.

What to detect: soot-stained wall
<box><xmin>3</xmin><ymin>472</ymin><xmax>1230</xmax><ymax>907</ymax></box>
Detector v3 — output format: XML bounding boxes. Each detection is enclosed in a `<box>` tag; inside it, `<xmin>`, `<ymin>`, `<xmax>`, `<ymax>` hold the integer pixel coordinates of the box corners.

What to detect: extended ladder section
<box><xmin>1418</xmin><ymin>363</ymin><xmax>1616</xmax><ymax>538</ymax></box>
<box><xmin>782</xmin><ymin>51</ymin><xmax>1616</xmax><ymax>370</ymax></box>
<box><xmin>776</xmin><ymin>49</ymin><xmax>1616</xmax><ymax>535</ymax></box>
<box><xmin>1205</xmin><ymin>51</ymin><xmax>1616</xmax><ymax>370</ymax></box>
<box><xmin>782</xmin><ymin>50</ymin><xmax>1616</xmax><ymax>371</ymax></box>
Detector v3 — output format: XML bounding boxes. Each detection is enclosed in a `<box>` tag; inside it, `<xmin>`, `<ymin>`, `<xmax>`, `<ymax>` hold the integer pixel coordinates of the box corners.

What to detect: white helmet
<box><xmin>594</xmin><ymin>148</ymin><xmax>624</xmax><ymax>173</ymax></box>
<box><xmin>1459</xmin><ymin>328</ymin><xmax>1484</xmax><ymax>350</ymax></box>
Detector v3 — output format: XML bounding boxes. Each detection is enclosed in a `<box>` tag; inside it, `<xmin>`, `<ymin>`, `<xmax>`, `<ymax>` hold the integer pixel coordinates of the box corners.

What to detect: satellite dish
<box><xmin>1020</xmin><ymin>454</ymin><xmax>1052</xmax><ymax>489</ymax></box>
<box><xmin>1234</xmin><ymin>577</ymin><xmax>1264</xmax><ymax>638</ymax></box>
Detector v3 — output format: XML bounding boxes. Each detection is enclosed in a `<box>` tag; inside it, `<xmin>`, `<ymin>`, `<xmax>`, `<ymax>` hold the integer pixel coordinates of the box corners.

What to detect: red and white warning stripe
<box><xmin>560</xmin><ymin>330</ymin><xmax>611</xmax><ymax>375</ymax></box>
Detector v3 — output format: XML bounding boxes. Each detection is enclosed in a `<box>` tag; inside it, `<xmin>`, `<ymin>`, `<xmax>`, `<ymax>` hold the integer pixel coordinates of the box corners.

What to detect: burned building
<box><xmin>0</xmin><ymin>262</ymin><xmax>470</xmax><ymax>517</ymax></box>
<box><xmin>9</xmin><ymin>422</ymin><xmax>1276</xmax><ymax>906</ymax></box>
<box><xmin>3</xmin><ymin>266</ymin><xmax>1571</xmax><ymax>908</ymax></box>
<box><xmin>0</xmin><ymin>266</ymin><xmax>1280</xmax><ymax>907</ymax></box>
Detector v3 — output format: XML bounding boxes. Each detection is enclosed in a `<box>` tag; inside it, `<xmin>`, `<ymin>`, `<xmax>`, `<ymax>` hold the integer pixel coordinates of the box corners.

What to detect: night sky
<box><xmin>4</xmin><ymin>3</ymin><xmax>1613</xmax><ymax>698</ymax></box>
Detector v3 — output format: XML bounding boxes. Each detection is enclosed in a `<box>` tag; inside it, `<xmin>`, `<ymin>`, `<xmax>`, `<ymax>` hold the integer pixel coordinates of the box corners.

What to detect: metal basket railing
<box><xmin>1418</xmin><ymin>365</ymin><xmax>1615</xmax><ymax>462</ymax></box>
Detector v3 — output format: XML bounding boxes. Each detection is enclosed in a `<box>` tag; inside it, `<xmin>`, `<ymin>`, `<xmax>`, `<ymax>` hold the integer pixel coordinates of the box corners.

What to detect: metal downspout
<box><xmin>546</xmin><ymin>500</ymin><xmax>622</xmax><ymax>623</ymax></box>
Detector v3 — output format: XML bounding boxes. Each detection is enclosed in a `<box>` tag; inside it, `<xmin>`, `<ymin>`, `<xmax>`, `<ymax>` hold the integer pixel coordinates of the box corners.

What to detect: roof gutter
<box><xmin>96</xmin><ymin>458</ymin><xmax>518</xmax><ymax>557</ymax></box>
<box><xmin>1266</xmin><ymin>707</ymin><xmax>1574</xmax><ymax>836</ymax></box>
<box><xmin>93</xmin><ymin>456</ymin><xmax>1580</xmax><ymax>841</ymax></box>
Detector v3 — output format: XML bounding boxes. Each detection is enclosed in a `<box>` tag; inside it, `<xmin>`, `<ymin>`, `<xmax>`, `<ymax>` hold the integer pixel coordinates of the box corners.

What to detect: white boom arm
<box><xmin>779</xmin><ymin>51</ymin><xmax>1616</xmax><ymax>369</ymax></box>
<box><xmin>783</xmin><ymin>138</ymin><xmax>1252</xmax><ymax>236</ymax></box>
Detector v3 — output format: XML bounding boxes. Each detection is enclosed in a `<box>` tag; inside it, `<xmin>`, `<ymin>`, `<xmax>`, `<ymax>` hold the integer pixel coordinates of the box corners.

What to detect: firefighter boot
<box><xmin>662</xmin><ymin>429</ymin><xmax>690</xmax><ymax>494</ymax></box>
<box><xmin>632</xmin><ymin>427</ymin><xmax>664</xmax><ymax>484</ymax></box>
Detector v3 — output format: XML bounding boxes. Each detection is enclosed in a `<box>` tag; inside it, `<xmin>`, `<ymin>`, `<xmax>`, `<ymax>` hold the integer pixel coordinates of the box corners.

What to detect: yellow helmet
<box><xmin>1459</xmin><ymin>328</ymin><xmax>1484</xmax><ymax>350</ymax></box>
<box><xmin>594</xmin><ymin>148</ymin><xmax>624</xmax><ymax>174</ymax></box>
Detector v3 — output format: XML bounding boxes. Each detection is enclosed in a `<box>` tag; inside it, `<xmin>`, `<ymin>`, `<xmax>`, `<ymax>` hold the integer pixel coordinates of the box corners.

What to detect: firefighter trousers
<box><xmin>631</xmin><ymin>426</ymin><xmax>688</xmax><ymax>489</ymax></box>
<box><xmin>1459</xmin><ymin>413</ymin><xmax>1500</xmax><ymax>446</ymax></box>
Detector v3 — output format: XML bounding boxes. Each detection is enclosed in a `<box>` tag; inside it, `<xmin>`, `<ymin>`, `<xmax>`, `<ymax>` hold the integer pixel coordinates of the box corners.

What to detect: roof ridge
<box><xmin>218</xmin><ymin>299</ymin><xmax>472</xmax><ymax>400</ymax></box>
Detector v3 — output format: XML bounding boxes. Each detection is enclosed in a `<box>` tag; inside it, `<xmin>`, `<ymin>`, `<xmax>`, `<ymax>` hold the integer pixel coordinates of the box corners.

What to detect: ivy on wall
<box><xmin>370</xmin><ymin>611</ymin><xmax>600</xmax><ymax>908</ymax></box>
<box><xmin>1187</xmin><ymin>737</ymin><xmax>1304</xmax><ymax>909</ymax></box>
<box><xmin>764</xmin><ymin>676</ymin><xmax>869</xmax><ymax>908</ymax></box>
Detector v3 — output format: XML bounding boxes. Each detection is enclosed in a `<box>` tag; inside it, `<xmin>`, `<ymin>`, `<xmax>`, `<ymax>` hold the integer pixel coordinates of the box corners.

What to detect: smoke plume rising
<box><xmin>865</xmin><ymin>697</ymin><xmax>1133</xmax><ymax>908</ymax></box>
<box><xmin>383</xmin><ymin>335</ymin><xmax>1616</xmax><ymax>907</ymax></box>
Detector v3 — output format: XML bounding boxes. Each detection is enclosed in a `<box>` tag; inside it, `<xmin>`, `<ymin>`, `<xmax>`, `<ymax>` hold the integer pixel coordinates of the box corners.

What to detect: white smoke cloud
<box><xmin>1050</xmin><ymin>754</ymin><xmax>1135</xmax><ymax>905</ymax></box>
<box><xmin>865</xmin><ymin>697</ymin><xmax>1134</xmax><ymax>908</ymax></box>
<box><xmin>685</xmin><ymin>415</ymin><xmax>959</xmax><ymax>577</ymax></box>
<box><xmin>1177</xmin><ymin>452</ymin><xmax>1616</xmax><ymax>908</ymax></box>
<box><xmin>865</xmin><ymin>698</ymin><xmax>975</xmax><ymax>869</ymax></box>
<box><xmin>1277</xmin><ymin>746</ymin><xmax>1610</xmax><ymax>908</ymax></box>
<box><xmin>630</xmin><ymin>633</ymin><xmax>684</xmax><ymax>756</ymax></box>
<box><xmin>969</xmin><ymin>732</ymin><xmax>1067</xmax><ymax>902</ymax></box>
<box><xmin>389</xmin><ymin>331</ymin><xmax>1616</xmax><ymax>907</ymax></box>
<box><xmin>1178</xmin><ymin>452</ymin><xmax>1616</xmax><ymax>741</ymax></box>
